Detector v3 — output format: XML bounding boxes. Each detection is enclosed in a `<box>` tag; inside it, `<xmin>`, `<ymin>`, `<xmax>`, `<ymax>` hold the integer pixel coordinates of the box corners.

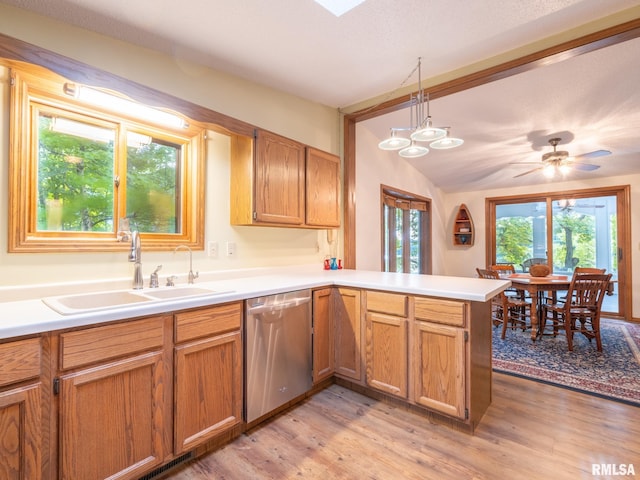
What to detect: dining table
<box><xmin>506</xmin><ymin>273</ymin><xmax>571</xmax><ymax>340</ymax></box>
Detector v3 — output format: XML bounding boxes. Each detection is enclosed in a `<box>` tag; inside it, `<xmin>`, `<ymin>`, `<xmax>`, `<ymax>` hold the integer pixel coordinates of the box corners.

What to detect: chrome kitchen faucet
<box><xmin>129</xmin><ymin>230</ymin><xmax>143</xmax><ymax>290</ymax></box>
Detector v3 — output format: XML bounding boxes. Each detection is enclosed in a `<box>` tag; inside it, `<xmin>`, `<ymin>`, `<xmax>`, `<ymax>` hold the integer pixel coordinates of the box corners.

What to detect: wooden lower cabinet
<box><xmin>0</xmin><ymin>384</ymin><xmax>42</xmax><ymax>480</ymax></box>
<box><xmin>364</xmin><ymin>291</ymin><xmax>408</xmax><ymax>398</ymax></box>
<box><xmin>0</xmin><ymin>337</ymin><xmax>45</xmax><ymax>480</ymax></box>
<box><xmin>312</xmin><ymin>288</ymin><xmax>335</xmax><ymax>383</ymax></box>
<box><xmin>412</xmin><ymin>321</ymin><xmax>466</xmax><ymax>419</ymax></box>
<box><xmin>57</xmin><ymin>316</ymin><xmax>171</xmax><ymax>480</ymax></box>
<box><xmin>174</xmin><ymin>303</ymin><xmax>243</xmax><ymax>454</ymax></box>
<box><xmin>365</xmin><ymin>312</ymin><xmax>408</xmax><ymax>398</ymax></box>
<box><xmin>58</xmin><ymin>352</ymin><xmax>166</xmax><ymax>479</ymax></box>
<box><xmin>333</xmin><ymin>288</ymin><xmax>362</xmax><ymax>382</ymax></box>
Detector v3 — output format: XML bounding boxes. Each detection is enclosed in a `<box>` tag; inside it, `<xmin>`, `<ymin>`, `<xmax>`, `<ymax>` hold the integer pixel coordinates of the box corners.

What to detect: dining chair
<box><xmin>477</xmin><ymin>268</ymin><xmax>530</xmax><ymax>339</ymax></box>
<box><xmin>541</xmin><ymin>273</ymin><xmax>612</xmax><ymax>351</ymax></box>
<box><xmin>489</xmin><ymin>264</ymin><xmax>522</xmax><ymax>299</ymax></box>
<box><xmin>520</xmin><ymin>257</ymin><xmax>547</xmax><ymax>273</ymax></box>
<box><xmin>574</xmin><ymin>267</ymin><xmax>606</xmax><ymax>274</ymax></box>
<box><xmin>557</xmin><ymin>267</ymin><xmax>606</xmax><ymax>304</ymax></box>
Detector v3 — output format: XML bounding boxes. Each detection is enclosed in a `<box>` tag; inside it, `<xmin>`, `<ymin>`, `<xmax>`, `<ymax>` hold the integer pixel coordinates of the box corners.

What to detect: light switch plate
<box><xmin>207</xmin><ymin>241</ymin><xmax>218</xmax><ymax>258</ymax></box>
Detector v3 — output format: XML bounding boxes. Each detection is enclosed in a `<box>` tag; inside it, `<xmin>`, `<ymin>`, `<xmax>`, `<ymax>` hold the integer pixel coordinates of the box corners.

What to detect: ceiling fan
<box><xmin>512</xmin><ymin>137</ymin><xmax>611</xmax><ymax>178</ymax></box>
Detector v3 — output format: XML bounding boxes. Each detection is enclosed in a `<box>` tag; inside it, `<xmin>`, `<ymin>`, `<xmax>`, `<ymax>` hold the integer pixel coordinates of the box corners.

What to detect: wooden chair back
<box><xmin>574</xmin><ymin>267</ymin><xmax>606</xmax><ymax>275</ymax></box>
<box><xmin>490</xmin><ymin>264</ymin><xmax>516</xmax><ymax>275</ymax></box>
<box><xmin>476</xmin><ymin>268</ymin><xmax>500</xmax><ymax>280</ymax></box>
<box><xmin>476</xmin><ymin>268</ymin><xmax>530</xmax><ymax>338</ymax></box>
<box><xmin>568</xmin><ymin>273</ymin><xmax>611</xmax><ymax>311</ymax></box>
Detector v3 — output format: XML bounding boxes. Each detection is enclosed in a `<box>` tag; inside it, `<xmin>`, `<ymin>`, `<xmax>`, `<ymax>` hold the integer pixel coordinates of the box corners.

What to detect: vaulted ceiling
<box><xmin>2</xmin><ymin>0</ymin><xmax>639</xmax><ymax>192</ymax></box>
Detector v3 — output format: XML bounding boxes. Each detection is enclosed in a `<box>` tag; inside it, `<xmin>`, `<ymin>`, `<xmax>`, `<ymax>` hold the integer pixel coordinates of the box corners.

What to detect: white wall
<box><xmin>0</xmin><ymin>5</ymin><xmax>340</xmax><ymax>288</ymax></box>
<box><xmin>354</xmin><ymin>124</ymin><xmax>447</xmax><ymax>273</ymax></box>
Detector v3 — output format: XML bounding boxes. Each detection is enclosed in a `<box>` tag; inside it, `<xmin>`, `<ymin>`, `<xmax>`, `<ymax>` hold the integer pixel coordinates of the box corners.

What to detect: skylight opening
<box><xmin>314</xmin><ymin>0</ymin><xmax>366</xmax><ymax>17</ymax></box>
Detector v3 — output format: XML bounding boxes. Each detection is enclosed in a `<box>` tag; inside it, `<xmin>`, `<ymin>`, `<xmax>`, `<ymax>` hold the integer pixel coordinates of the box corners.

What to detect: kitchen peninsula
<box><xmin>0</xmin><ymin>266</ymin><xmax>508</xmax><ymax>480</ymax></box>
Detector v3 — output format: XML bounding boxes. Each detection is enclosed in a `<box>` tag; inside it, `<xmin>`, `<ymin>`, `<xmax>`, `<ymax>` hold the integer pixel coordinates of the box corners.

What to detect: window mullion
<box><xmin>115</xmin><ymin>125</ymin><xmax>128</xmax><ymax>234</ymax></box>
<box><xmin>388</xmin><ymin>205</ymin><xmax>397</xmax><ymax>272</ymax></box>
<box><xmin>402</xmin><ymin>208</ymin><xmax>411</xmax><ymax>273</ymax></box>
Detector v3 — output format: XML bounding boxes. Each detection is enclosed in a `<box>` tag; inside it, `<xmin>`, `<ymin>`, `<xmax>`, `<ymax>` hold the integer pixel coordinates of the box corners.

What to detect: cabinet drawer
<box><xmin>0</xmin><ymin>337</ymin><xmax>41</xmax><ymax>387</ymax></box>
<box><xmin>414</xmin><ymin>297</ymin><xmax>467</xmax><ymax>327</ymax></box>
<box><xmin>60</xmin><ymin>316</ymin><xmax>167</xmax><ymax>370</ymax></box>
<box><xmin>175</xmin><ymin>302</ymin><xmax>242</xmax><ymax>343</ymax></box>
<box><xmin>366</xmin><ymin>291</ymin><xmax>408</xmax><ymax>317</ymax></box>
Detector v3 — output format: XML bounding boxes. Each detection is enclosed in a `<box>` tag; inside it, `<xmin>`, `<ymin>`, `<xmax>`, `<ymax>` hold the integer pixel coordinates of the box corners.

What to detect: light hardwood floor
<box><xmin>165</xmin><ymin>373</ymin><xmax>639</xmax><ymax>479</ymax></box>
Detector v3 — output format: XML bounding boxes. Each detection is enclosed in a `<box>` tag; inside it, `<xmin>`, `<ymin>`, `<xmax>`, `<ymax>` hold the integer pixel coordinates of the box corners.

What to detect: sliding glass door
<box><xmin>495</xmin><ymin>201</ymin><xmax>547</xmax><ymax>272</ymax></box>
<box><xmin>488</xmin><ymin>186</ymin><xmax>630</xmax><ymax>318</ymax></box>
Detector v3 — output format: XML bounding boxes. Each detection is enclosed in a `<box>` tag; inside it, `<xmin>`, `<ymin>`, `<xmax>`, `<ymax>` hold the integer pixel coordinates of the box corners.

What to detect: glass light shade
<box><xmin>378</xmin><ymin>131</ymin><xmax>411</xmax><ymax>150</ymax></box>
<box><xmin>398</xmin><ymin>142</ymin><xmax>429</xmax><ymax>158</ymax></box>
<box><xmin>410</xmin><ymin>126</ymin><xmax>446</xmax><ymax>142</ymax></box>
<box><xmin>410</xmin><ymin>118</ymin><xmax>446</xmax><ymax>142</ymax></box>
<box><xmin>430</xmin><ymin>134</ymin><xmax>464</xmax><ymax>149</ymax></box>
<box><xmin>558</xmin><ymin>163</ymin><xmax>572</xmax><ymax>175</ymax></box>
<box><xmin>543</xmin><ymin>164</ymin><xmax>556</xmax><ymax>178</ymax></box>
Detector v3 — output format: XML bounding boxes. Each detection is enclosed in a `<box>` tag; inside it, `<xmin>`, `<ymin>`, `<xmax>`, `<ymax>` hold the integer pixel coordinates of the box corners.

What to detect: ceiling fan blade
<box><xmin>513</xmin><ymin>167</ymin><xmax>541</xmax><ymax>178</ymax></box>
<box><xmin>508</xmin><ymin>161</ymin><xmax>541</xmax><ymax>166</ymax></box>
<box><xmin>574</xmin><ymin>149</ymin><xmax>611</xmax><ymax>160</ymax></box>
<box><xmin>571</xmin><ymin>162</ymin><xmax>600</xmax><ymax>171</ymax></box>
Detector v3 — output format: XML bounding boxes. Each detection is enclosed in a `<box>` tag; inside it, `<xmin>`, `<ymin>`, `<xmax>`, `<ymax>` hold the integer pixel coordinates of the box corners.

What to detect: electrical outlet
<box><xmin>226</xmin><ymin>242</ymin><xmax>236</xmax><ymax>257</ymax></box>
<box><xmin>207</xmin><ymin>241</ymin><xmax>218</xmax><ymax>258</ymax></box>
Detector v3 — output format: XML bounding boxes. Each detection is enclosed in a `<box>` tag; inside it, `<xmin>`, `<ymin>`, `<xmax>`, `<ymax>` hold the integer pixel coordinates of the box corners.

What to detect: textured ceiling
<box><xmin>2</xmin><ymin>0</ymin><xmax>640</xmax><ymax>192</ymax></box>
<box><xmin>362</xmin><ymin>36</ymin><xmax>640</xmax><ymax>192</ymax></box>
<box><xmin>1</xmin><ymin>0</ymin><xmax>637</xmax><ymax>107</ymax></box>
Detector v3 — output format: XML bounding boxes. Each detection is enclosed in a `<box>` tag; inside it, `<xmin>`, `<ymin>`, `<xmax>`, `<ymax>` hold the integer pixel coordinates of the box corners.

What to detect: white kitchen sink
<box><xmin>42</xmin><ymin>286</ymin><xmax>231</xmax><ymax>315</ymax></box>
<box><xmin>42</xmin><ymin>290</ymin><xmax>152</xmax><ymax>314</ymax></box>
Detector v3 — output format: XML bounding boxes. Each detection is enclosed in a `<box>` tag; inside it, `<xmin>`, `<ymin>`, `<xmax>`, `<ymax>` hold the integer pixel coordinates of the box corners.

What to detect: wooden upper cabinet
<box><xmin>254</xmin><ymin>130</ymin><xmax>306</xmax><ymax>225</ymax></box>
<box><xmin>305</xmin><ymin>147</ymin><xmax>340</xmax><ymax>227</ymax></box>
<box><xmin>230</xmin><ymin>129</ymin><xmax>341</xmax><ymax>228</ymax></box>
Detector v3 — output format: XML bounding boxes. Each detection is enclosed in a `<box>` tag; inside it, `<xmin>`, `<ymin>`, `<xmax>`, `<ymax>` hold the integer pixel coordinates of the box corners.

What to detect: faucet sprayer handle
<box><xmin>166</xmin><ymin>275</ymin><xmax>177</xmax><ymax>287</ymax></box>
<box><xmin>150</xmin><ymin>265</ymin><xmax>162</xmax><ymax>288</ymax></box>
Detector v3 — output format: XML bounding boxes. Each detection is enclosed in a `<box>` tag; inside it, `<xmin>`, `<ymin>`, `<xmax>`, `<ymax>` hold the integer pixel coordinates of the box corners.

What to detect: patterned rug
<box><xmin>492</xmin><ymin>318</ymin><xmax>640</xmax><ymax>406</ymax></box>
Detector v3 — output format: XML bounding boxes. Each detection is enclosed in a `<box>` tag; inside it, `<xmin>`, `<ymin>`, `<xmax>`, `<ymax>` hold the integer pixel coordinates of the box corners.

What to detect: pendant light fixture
<box><xmin>377</xmin><ymin>58</ymin><xmax>462</xmax><ymax>157</ymax></box>
<box><xmin>429</xmin><ymin>127</ymin><xmax>464</xmax><ymax>149</ymax></box>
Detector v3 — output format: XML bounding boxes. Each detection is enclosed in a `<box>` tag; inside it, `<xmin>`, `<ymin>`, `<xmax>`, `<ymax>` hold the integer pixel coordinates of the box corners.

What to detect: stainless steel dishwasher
<box><xmin>245</xmin><ymin>289</ymin><xmax>312</xmax><ymax>423</ymax></box>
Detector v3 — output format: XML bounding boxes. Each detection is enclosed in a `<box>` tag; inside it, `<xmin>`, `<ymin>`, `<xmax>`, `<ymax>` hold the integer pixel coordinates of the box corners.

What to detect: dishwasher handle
<box><xmin>246</xmin><ymin>295</ymin><xmax>311</xmax><ymax>314</ymax></box>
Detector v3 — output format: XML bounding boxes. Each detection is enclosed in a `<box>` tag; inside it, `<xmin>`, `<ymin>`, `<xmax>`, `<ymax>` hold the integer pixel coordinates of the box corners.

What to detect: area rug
<box><xmin>492</xmin><ymin>318</ymin><xmax>640</xmax><ymax>406</ymax></box>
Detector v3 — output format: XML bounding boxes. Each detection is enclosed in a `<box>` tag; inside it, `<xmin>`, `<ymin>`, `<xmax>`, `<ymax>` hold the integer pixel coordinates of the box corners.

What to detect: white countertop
<box><xmin>0</xmin><ymin>266</ymin><xmax>509</xmax><ymax>339</ymax></box>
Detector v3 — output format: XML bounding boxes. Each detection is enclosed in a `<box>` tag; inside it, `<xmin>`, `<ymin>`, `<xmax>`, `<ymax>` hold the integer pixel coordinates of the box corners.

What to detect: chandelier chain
<box><xmin>349</xmin><ymin>60</ymin><xmax>422</xmax><ymax>116</ymax></box>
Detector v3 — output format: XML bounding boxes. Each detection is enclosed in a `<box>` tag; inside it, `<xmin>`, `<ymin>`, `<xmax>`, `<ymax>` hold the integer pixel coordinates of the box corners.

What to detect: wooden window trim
<box><xmin>7</xmin><ymin>62</ymin><xmax>205</xmax><ymax>252</ymax></box>
<box><xmin>380</xmin><ymin>185</ymin><xmax>432</xmax><ymax>274</ymax></box>
<box><xmin>485</xmin><ymin>184</ymin><xmax>631</xmax><ymax>319</ymax></box>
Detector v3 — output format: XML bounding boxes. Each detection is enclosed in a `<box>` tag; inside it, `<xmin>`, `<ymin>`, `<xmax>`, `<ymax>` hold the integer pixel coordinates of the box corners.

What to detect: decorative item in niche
<box><xmin>453</xmin><ymin>204</ymin><xmax>474</xmax><ymax>246</ymax></box>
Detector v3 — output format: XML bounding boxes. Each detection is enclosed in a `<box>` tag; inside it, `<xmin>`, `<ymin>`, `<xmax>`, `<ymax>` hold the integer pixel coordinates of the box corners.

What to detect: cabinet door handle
<box><xmin>53</xmin><ymin>377</ymin><xmax>60</xmax><ymax>395</ymax></box>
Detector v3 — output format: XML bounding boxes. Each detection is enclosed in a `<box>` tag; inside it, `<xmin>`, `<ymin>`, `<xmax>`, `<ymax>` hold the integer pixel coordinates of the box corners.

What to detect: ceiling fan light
<box><xmin>378</xmin><ymin>130</ymin><xmax>411</xmax><ymax>150</ymax></box>
<box><xmin>558</xmin><ymin>163</ymin><xmax>572</xmax><ymax>175</ymax></box>
<box><xmin>543</xmin><ymin>164</ymin><xmax>556</xmax><ymax>178</ymax></box>
<box><xmin>398</xmin><ymin>142</ymin><xmax>429</xmax><ymax>158</ymax></box>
